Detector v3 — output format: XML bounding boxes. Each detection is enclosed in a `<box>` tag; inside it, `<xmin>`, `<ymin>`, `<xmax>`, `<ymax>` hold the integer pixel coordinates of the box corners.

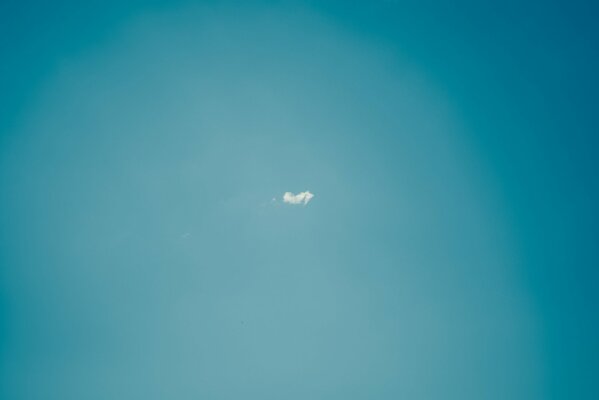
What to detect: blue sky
<box><xmin>1</xmin><ymin>1</ymin><xmax>598</xmax><ymax>398</ymax></box>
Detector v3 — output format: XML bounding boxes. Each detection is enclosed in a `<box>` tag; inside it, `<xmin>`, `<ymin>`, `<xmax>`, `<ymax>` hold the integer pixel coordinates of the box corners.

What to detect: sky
<box><xmin>1</xmin><ymin>1</ymin><xmax>598</xmax><ymax>399</ymax></box>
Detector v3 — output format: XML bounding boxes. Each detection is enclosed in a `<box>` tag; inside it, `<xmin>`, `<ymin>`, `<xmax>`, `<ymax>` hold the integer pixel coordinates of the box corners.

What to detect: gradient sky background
<box><xmin>1</xmin><ymin>1</ymin><xmax>598</xmax><ymax>399</ymax></box>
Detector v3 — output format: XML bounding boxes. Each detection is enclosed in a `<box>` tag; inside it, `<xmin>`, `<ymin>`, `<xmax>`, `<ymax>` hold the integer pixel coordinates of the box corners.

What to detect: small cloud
<box><xmin>283</xmin><ymin>191</ymin><xmax>314</xmax><ymax>205</ymax></box>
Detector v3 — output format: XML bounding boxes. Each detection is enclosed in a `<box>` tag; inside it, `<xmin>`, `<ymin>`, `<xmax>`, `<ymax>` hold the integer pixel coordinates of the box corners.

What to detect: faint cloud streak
<box><xmin>283</xmin><ymin>191</ymin><xmax>314</xmax><ymax>205</ymax></box>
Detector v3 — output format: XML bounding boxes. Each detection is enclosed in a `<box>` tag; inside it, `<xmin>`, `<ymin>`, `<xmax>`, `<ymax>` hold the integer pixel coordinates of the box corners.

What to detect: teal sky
<box><xmin>1</xmin><ymin>1</ymin><xmax>598</xmax><ymax>398</ymax></box>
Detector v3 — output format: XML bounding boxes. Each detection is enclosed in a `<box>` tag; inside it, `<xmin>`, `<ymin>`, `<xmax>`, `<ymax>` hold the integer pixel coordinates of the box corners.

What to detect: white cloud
<box><xmin>283</xmin><ymin>191</ymin><xmax>314</xmax><ymax>205</ymax></box>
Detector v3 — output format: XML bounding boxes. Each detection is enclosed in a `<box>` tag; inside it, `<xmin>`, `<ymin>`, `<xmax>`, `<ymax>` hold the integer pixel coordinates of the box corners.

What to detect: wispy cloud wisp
<box><xmin>283</xmin><ymin>191</ymin><xmax>314</xmax><ymax>205</ymax></box>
